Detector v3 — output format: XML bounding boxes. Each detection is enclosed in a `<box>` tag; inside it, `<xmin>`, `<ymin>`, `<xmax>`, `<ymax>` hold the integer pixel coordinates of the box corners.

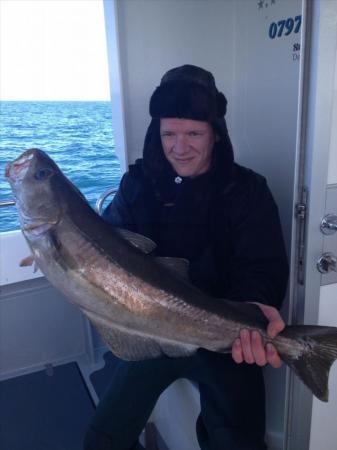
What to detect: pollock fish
<box><xmin>5</xmin><ymin>148</ymin><xmax>337</xmax><ymax>402</ymax></box>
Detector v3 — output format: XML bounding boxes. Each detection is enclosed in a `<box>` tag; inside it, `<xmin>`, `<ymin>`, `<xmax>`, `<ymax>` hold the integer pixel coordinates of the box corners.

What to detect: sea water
<box><xmin>0</xmin><ymin>101</ymin><xmax>121</xmax><ymax>232</ymax></box>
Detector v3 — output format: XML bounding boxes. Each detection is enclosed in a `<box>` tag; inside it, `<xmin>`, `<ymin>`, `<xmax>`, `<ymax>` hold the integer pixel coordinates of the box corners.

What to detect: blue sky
<box><xmin>0</xmin><ymin>0</ymin><xmax>110</xmax><ymax>101</ymax></box>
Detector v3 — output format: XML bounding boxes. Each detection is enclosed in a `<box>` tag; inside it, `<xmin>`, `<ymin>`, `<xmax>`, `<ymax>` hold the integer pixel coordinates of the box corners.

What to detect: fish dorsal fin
<box><xmin>116</xmin><ymin>228</ymin><xmax>156</xmax><ymax>254</ymax></box>
<box><xmin>155</xmin><ymin>256</ymin><xmax>190</xmax><ymax>281</ymax></box>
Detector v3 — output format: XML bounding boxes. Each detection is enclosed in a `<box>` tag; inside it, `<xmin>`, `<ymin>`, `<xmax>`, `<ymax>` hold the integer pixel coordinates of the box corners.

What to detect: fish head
<box><xmin>5</xmin><ymin>149</ymin><xmax>65</xmax><ymax>236</ymax></box>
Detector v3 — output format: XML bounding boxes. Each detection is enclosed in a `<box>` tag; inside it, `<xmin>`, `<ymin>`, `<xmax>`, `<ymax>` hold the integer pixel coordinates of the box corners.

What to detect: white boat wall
<box><xmin>1</xmin><ymin>1</ymin><xmax>337</xmax><ymax>449</ymax></box>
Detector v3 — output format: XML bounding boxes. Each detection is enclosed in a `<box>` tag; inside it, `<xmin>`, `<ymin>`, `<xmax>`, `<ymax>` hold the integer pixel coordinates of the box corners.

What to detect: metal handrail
<box><xmin>0</xmin><ymin>188</ymin><xmax>117</xmax><ymax>215</ymax></box>
<box><xmin>0</xmin><ymin>200</ymin><xmax>16</xmax><ymax>207</ymax></box>
<box><xmin>95</xmin><ymin>187</ymin><xmax>118</xmax><ymax>216</ymax></box>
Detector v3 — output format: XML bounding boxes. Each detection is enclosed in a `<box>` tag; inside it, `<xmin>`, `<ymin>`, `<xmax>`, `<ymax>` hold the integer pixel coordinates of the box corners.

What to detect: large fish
<box><xmin>5</xmin><ymin>148</ymin><xmax>337</xmax><ymax>402</ymax></box>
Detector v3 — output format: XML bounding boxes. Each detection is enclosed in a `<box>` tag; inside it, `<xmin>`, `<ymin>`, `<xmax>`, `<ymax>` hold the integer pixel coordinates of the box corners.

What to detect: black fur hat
<box><xmin>149</xmin><ymin>65</ymin><xmax>227</xmax><ymax>121</ymax></box>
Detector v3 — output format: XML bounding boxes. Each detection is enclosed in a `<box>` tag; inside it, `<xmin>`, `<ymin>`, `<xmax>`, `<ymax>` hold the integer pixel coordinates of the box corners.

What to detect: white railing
<box><xmin>0</xmin><ymin>199</ymin><xmax>16</xmax><ymax>208</ymax></box>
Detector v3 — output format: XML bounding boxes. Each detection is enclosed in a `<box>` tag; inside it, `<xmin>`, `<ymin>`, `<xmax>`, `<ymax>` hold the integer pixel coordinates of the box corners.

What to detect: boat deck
<box><xmin>0</xmin><ymin>352</ymin><xmax>118</xmax><ymax>450</ymax></box>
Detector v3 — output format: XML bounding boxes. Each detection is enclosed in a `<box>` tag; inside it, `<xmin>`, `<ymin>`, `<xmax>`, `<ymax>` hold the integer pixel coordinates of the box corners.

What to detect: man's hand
<box><xmin>231</xmin><ymin>303</ymin><xmax>285</xmax><ymax>368</ymax></box>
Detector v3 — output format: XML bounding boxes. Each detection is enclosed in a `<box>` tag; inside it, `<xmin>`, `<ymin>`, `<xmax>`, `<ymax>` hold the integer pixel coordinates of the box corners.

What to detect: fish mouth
<box><xmin>5</xmin><ymin>151</ymin><xmax>35</xmax><ymax>182</ymax></box>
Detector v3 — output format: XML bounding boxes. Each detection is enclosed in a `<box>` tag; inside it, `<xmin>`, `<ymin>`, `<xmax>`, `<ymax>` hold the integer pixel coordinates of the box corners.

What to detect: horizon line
<box><xmin>0</xmin><ymin>98</ymin><xmax>111</xmax><ymax>102</ymax></box>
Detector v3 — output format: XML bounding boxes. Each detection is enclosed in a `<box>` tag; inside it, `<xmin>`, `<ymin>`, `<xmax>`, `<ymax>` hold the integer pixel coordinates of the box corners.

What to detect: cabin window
<box><xmin>0</xmin><ymin>0</ymin><xmax>122</xmax><ymax>232</ymax></box>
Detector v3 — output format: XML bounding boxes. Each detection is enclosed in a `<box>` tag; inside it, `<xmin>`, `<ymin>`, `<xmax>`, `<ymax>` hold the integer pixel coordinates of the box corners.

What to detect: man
<box><xmin>84</xmin><ymin>65</ymin><xmax>289</xmax><ymax>450</ymax></box>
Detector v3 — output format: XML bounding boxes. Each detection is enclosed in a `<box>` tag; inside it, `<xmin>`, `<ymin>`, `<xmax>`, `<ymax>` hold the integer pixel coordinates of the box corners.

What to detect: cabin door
<box><xmin>286</xmin><ymin>1</ymin><xmax>337</xmax><ymax>449</ymax></box>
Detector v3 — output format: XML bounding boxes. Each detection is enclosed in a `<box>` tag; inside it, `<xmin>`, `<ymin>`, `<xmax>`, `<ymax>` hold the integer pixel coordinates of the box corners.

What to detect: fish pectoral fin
<box><xmin>85</xmin><ymin>311</ymin><xmax>197</xmax><ymax>361</ymax></box>
<box><xmin>115</xmin><ymin>228</ymin><xmax>157</xmax><ymax>254</ymax></box>
<box><xmin>20</xmin><ymin>255</ymin><xmax>35</xmax><ymax>267</ymax></box>
<box><xmin>155</xmin><ymin>256</ymin><xmax>190</xmax><ymax>281</ymax></box>
<box><xmin>19</xmin><ymin>255</ymin><xmax>40</xmax><ymax>273</ymax></box>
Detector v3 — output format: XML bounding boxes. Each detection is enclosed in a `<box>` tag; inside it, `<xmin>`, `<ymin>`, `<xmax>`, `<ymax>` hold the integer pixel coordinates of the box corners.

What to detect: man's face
<box><xmin>160</xmin><ymin>118</ymin><xmax>216</xmax><ymax>177</ymax></box>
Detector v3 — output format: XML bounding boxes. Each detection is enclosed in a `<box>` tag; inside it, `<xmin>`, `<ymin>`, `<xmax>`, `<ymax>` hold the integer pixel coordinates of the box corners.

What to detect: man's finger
<box><xmin>232</xmin><ymin>338</ymin><xmax>243</xmax><ymax>364</ymax></box>
<box><xmin>251</xmin><ymin>331</ymin><xmax>267</xmax><ymax>366</ymax></box>
<box><xmin>266</xmin><ymin>343</ymin><xmax>283</xmax><ymax>368</ymax></box>
<box><xmin>252</xmin><ymin>303</ymin><xmax>286</xmax><ymax>339</ymax></box>
<box><xmin>240</xmin><ymin>329</ymin><xmax>255</xmax><ymax>364</ymax></box>
<box><xmin>267</xmin><ymin>320</ymin><xmax>285</xmax><ymax>339</ymax></box>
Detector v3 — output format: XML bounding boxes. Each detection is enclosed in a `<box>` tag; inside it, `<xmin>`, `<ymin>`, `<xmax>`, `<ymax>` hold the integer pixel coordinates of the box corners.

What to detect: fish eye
<box><xmin>34</xmin><ymin>167</ymin><xmax>53</xmax><ymax>180</ymax></box>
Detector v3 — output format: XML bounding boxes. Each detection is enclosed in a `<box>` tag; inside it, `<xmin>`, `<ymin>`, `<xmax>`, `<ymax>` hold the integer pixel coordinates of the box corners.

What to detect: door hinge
<box><xmin>296</xmin><ymin>203</ymin><xmax>306</xmax><ymax>220</ymax></box>
<box><xmin>295</xmin><ymin>187</ymin><xmax>308</xmax><ymax>284</ymax></box>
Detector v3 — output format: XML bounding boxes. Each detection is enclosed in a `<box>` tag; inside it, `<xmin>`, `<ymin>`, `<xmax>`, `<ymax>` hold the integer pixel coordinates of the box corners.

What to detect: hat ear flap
<box><xmin>217</xmin><ymin>92</ymin><xmax>227</xmax><ymax>117</ymax></box>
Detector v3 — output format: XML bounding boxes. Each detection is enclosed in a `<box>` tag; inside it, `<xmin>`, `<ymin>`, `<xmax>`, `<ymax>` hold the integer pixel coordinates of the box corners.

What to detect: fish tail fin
<box><xmin>281</xmin><ymin>326</ymin><xmax>337</xmax><ymax>402</ymax></box>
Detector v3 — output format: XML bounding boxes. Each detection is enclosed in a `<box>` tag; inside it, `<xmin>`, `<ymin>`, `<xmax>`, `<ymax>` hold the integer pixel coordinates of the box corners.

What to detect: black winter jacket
<box><xmin>103</xmin><ymin>159</ymin><xmax>289</xmax><ymax>309</ymax></box>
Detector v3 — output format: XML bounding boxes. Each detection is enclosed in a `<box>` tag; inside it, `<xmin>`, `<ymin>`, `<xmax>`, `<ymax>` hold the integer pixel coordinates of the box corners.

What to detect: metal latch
<box><xmin>320</xmin><ymin>214</ymin><xmax>337</xmax><ymax>235</ymax></box>
<box><xmin>317</xmin><ymin>252</ymin><xmax>337</xmax><ymax>274</ymax></box>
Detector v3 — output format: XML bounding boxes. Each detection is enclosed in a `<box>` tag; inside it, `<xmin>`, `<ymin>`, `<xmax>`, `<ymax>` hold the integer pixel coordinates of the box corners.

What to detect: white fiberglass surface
<box><xmin>0</xmin><ymin>231</ymin><xmax>43</xmax><ymax>285</ymax></box>
<box><xmin>309</xmin><ymin>284</ymin><xmax>337</xmax><ymax>450</ymax></box>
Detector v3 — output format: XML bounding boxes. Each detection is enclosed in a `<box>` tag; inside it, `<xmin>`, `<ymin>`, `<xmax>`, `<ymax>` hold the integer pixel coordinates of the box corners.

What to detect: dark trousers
<box><xmin>83</xmin><ymin>350</ymin><xmax>267</xmax><ymax>450</ymax></box>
